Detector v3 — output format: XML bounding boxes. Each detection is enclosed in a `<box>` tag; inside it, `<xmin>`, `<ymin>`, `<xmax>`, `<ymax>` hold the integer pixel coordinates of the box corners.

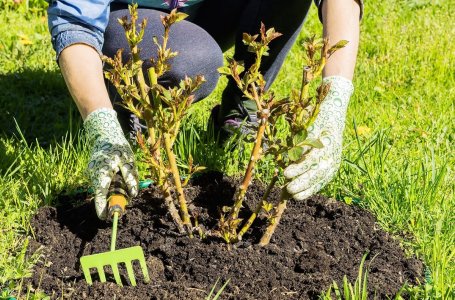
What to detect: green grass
<box><xmin>0</xmin><ymin>0</ymin><xmax>454</xmax><ymax>298</ymax></box>
<box><xmin>322</xmin><ymin>254</ymin><xmax>371</xmax><ymax>300</ymax></box>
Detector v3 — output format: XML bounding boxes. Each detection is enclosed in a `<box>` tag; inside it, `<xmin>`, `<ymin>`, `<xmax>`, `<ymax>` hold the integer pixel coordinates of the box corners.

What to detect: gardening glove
<box><xmin>284</xmin><ymin>76</ymin><xmax>354</xmax><ymax>201</ymax></box>
<box><xmin>84</xmin><ymin>108</ymin><xmax>139</xmax><ymax>220</ymax></box>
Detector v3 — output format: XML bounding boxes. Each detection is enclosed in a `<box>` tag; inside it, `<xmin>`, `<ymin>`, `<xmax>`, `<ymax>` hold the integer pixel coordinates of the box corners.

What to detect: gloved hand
<box><xmin>84</xmin><ymin>108</ymin><xmax>139</xmax><ymax>220</ymax></box>
<box><xmin>284</xmin><ymin>76</ymin><xmax>354</xmax><ymax>201</ymax></box>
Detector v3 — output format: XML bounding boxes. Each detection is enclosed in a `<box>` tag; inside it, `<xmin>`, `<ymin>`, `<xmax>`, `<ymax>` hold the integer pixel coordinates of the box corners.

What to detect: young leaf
<box><xmin>301</xmin><ymin>138</ymin><xmax>323</xmax><ymax>149</ymax></box>
<box><xmin>173</xmin><ymin>12</ymin><xmax>189</xmax><ymax>23</ymax></box>
<box><xmin>327</xmin><ymin>40</ymin><xmax>349</xmax><ymax>57</ymax></box>
<box><xmin>242</xmin><ymin>33</ymin><xmax>258</xmax><ymax>45</ymax></box>
<box><xmin>292</xmin><ymin>130</ymin><xmax>308</xmax><ymax>146</ymax></box>
<box><xmin>217</xmin><ymin>66</ymin><xmax>232</xmax><ymax>76</ymax></box>
<box><xmin>288</xmin><ymin>146</ymin><xmax>304</xmax><ymax>162</ymax></box>
<box><xmin>261</xmin><ymin>201</ymin><xmax>274</xmax><ymax>213</ymax></box>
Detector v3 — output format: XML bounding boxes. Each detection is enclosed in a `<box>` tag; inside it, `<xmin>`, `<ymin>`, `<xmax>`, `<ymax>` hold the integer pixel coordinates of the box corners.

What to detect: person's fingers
<box><xmin>307</xmin><ymin>122</ymin><xmax>322</xmax><ymax>139</ymax></box>
<box><xmin>292</xmin><ymin>160</ymin><xmax>340</xmax><ymax>201</ymax></box>
<box><xmin>120</xmin><ymin>161</ymin><xmax>139</xmax><ymax>198</ymax></box>
<box><xmin>283</xmin><ymin>147</ymin><xmax>322</xmax><ymax>179</ymax></box>
<box><xmin>286</xmin><ymin>157</ymin><xmax>332</xmax><ymax>195</ymax></box>
<box><xmin>94</xmin><ymin>193</ymin><xmax>108</xmax><ymax>220</ymax></box>
<box><xmin>290</xmin><ymin>181</ymin><xmax>324</xmax><ymax>202</ymax></box>
<box><xmin>93</xmin><ymin>170</ymin><xmax>112</xmax><ymax>220</ymax></box>
<box><xmin>91</xmin><ymin>160</ymin><xmax>118</xmax><ymax>220</ymax></box>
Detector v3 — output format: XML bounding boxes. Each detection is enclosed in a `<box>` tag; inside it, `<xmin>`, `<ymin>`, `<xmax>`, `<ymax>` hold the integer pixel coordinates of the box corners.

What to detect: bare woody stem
<box><xmin>237</xmin><ymin>172</ymin><xmax>279</xmax><ymax>240</ymax></box>
<box><xmin>250</xmin><ymin>82</ymin><xmax>263</xmax><ymax>111</ymax></box>
<box><xmin>131</xmin><ymin>46</ymin><xmax>150</xmax><ymax>104</ymax></box>
<box><xmin>259</xmin><ymin>189</ymin><xmax>289</xmax><ymax>246</ymax></box>
<box><xmin>162</xmin><ymin>182</ymin><xmax>185</xmax><ymax>233</ymax></box>
<box><xmin>299</xmin><ymin>66</ymin><xmax>311</xmax><ymax>102</ymax></box>
<box><xmin>132</xmin><ymin>39</ymin><xmax>183</xmax><ymax>234</ymax></box>
<box><xmin>147</xmin><ymin>128</ymin><xmax>184</xmax><ymax>233</ymax></box>
<box><xmin>228</xmin><ymin>118</ymin><xmax>268</xmax><ymax>222</ymax></box>
<box><xmin>163</xmin><ymin>133</ymin><xmax>194</xmax><ymax>237</ymax></box>
<box><xmin>143</xmin><ymin>114</ymin><xmax>185</xmax><ymax>232</ymax></box>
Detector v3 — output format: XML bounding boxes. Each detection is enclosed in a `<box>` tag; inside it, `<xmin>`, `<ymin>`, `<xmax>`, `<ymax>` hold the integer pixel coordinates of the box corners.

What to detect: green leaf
<box><xmin>242</xmin><ymin>33</ymin><xmax>258</xmax><ymax>45</ymax></box>
<box><xmin>328</xmin><ymin>40</ymin><xmax>349</xmax><ymax>56</ymax></box>
<box><xmin>301</xmin><ymin>138</ymin><xmax>324</xmax><ymax>149</ymax></box>
<box><xmin>217</xmin><ymin>66</ymin><xmax>231</xmax><ymax>75</ymax></box>
<box><xmin>288</xmin><ymin>146</ymin><xmax>303</xmax><ymax>162</ymax></box>
<box><xmin>292</xmin><ymin>130</ymin><xmax>308</xmax><ymax>146</ymax></box>
<box><xmin>235</xmin><ymin>63</ymin><xmax>245</xmax><ymax>76</ymax></box>
<box><xmin>262</xmin><ymin>201</ymin><xmax>273</xmax><ymax>212</ymax></box>
<box><xmin>174</xmin><ymin>12</ymin><xmax>189</xmax><ymax>23</ymax></box>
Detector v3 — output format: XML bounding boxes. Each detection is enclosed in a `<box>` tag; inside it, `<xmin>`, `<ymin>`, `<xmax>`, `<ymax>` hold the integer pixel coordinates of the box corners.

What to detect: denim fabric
<box><xmin>115</xmin><ymin>0</ymin><xmax>204</xmax><ymax>10</ymax></box>
<box><xmin>47</xmin><ymin>0</ymin><xmax>203</xmax><ymax>60</ymax></box>
<box><xmin>51</xmin><ymin>23</ymin><xmax>104</xmax><ymax>60</ymax></box>
<box><xmin>47</xmin><ymin>0</ymin><xmax>111</xmax><ymax>59</ymax></box>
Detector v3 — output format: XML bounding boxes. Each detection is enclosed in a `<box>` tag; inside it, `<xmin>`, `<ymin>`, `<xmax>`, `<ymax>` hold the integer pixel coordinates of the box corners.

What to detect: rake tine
<box><xmin>138</xmin><ymin>258</ymin><xmax>150</xmax><ymax>283</ymax></box>
<box><xmin>125</xmin><ymin>262</ymin><xmax>137</xmax><ymax>286</ymax></box>
<box><xmin>111</xmin><ymin>264</ymin><xmax>123</xmax><ymax>286</ymax></box>
<box><xmin>98</xmin><ymin>266</ymin><xmax>107</xmax><ymax>283</ymax></box>
<box><xmin>82</xmin><ymin>266</ymin><xmax>93</xmax><ymax>285</ymax></box>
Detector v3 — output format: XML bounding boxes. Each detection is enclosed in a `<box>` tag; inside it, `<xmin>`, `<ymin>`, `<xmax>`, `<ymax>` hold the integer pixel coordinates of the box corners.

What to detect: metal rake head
<box><xmin>80</xmin><ymin>246</ymin><xmax>150</xmax><ymax>286</ymax></box>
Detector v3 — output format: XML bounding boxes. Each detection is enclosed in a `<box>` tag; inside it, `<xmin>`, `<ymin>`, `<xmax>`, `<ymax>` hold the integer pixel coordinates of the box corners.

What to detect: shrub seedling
<box><xmin>217</xmin><ymin>25</ymin><xmax>347</xmax><ymax>245</ymax></box>
<box><xmin>103</xmin><ymin>4</ymin><xmax>205</xmax><ymax>237</ymax></box>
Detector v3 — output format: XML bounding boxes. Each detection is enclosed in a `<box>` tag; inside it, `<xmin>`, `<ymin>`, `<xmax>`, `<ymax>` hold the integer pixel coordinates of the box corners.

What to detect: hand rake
<box><xmin>80</xmin><ymin>174</ymin><xmax>150</xmax><ymax>286</ymax></box>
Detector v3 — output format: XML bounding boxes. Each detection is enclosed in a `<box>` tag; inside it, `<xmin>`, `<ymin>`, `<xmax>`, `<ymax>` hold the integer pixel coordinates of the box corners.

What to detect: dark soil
<box><xmin>25</xmin><ymin>172</ymin><xmax>423</xmax><ymax>299</ymax></box>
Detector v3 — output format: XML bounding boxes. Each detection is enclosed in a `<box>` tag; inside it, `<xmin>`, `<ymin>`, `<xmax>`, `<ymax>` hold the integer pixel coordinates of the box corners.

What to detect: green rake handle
<box><xmin>111</xmin><ymin>211</ymin><xmax>120</xmax><ymax>251</ymax></box>
<box><xmin>108</xmin><ymin>173</ymin><xmax>129</xmax><ymax>252</ymax></box>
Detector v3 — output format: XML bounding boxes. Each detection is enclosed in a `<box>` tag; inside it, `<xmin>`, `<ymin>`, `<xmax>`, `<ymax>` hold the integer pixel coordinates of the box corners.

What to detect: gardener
<box><xmin>47</xmin><ymin>0</ymin><xmax>362</xmax><ymax>219</ymax></box>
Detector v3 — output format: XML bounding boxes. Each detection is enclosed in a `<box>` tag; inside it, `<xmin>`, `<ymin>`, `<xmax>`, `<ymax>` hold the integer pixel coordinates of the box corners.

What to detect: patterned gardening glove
<box><xmin>84</xmin><ymin>108</ymin><xmax>139</xmax><ymax>220</ymax></box>
<box><xmin>284</xmin><ymin>76</ymin><xmax>354</xmax><ymax>201</ymax></box>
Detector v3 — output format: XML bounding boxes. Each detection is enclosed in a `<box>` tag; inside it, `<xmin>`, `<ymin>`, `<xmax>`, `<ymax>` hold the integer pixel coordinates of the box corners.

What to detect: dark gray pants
<box><xmin>103</xmin><ymin>0</ymin><xmax>313</xmax><ymax>131</ymax></box>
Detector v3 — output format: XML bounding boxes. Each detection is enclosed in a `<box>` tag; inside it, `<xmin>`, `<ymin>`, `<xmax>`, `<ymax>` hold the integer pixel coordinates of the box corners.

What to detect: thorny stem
<box><xmin>237</xmin><ymin>171</ymin><xmax>279</xmax><ymax>241</ymax></box>
<box><xmin>259</xmin><ymin>190</ymin><xmax>289</xmax><ymax>246</ymax></box>
<box><xmin>141</xmin><ymin>119</ymin><xmax>185</xmax><ymax>232</ymax></box>
<box><xmin>131</xmin><ymin>46</ymin><xmax>150</xmax><ymax>105</ymax></box>
<box><xmin>257</xmin><ymin>42</ymin><xmax>330</xmax><ymax>245</ymax></box>
<box><xmin>146</xmin><ymin>68</ymin><xmax>158</xmax><ymax>147</ymax></box>
<box><xmin>228</xmin><ymin>117</ymin><xmax>268</xmax><ymax>224</ymax></box>
<box><xmin>105</xmin><ymin>5</ymin><xmax>202</xmax><ymax>239</ymax></box>
<box><xmin>146</xmin><ymin>23</ymin><xmax>188</xmax><ymax>234</ymax></box>
<box><xmin>299</xmin><ymin>66</ymin><xmax>311</xmax><ymax>103</ymax></box>
<box><xmin>162</xmin><ymin>182</ymin><xmax>185</xmax><ymax>233</ymax></box>
<box><xmin>251</xmin><ymin>82</ymin><xmax>262</xmax><ymax>111</ymax></box>
<box><xmin>136</xmin><ymin>131</ymin><xmax>161</xmax><ymax>172</ymax></box>
<box><xmin>164</xmin><ymin>133</ymin><xmax>194</xmax><ymax>237</ymax></box>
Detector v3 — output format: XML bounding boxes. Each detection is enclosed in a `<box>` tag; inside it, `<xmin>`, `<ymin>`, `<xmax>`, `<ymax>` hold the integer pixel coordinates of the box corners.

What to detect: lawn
<box><xmin>0</xmin><ymin>0</ymin><xmax>453</xmax><ymax>299</ymax></box>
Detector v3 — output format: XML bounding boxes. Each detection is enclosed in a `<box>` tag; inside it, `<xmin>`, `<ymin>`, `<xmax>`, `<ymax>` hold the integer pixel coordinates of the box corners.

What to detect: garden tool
<box><xmin>80</xmin><ymin>173</ymin><xmax>150</xmax><ymax>286</ymax></box>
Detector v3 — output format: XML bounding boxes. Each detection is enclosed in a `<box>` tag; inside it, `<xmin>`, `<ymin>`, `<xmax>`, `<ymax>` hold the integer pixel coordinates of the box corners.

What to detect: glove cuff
<box><xmin>320</xmin><ymin>76</ymin><xmax>354</xmax><ymax>114</ymax></box>
<box><xmin>84</xmin><ymin>108</ymin><xmax>125</xmax><ymax>144</ymax></box>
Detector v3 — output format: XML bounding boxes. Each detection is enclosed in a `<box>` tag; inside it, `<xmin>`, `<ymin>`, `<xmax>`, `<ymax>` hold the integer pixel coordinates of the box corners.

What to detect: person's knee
<box><xmin>163</xmin><ymin>45</ymin><xmax>223</xmax><ymax>101</ymax></box>
<box><xmin>104</xmin><ymin>8</ymin><xmax>224</xmax><ymax>102</ymax></box>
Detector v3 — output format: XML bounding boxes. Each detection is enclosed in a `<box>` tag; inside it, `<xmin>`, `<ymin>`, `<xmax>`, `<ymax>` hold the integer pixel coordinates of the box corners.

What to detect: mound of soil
<box><xmin>25</xmin><ymin>172</ymin><xmax>423</xmax><ymax>299</ymax></box>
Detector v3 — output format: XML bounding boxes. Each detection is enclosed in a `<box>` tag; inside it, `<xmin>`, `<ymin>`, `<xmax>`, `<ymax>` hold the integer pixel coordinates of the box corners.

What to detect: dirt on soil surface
<box><xmin>25</xmin><ymin>172</ymin><xmax>423</xmax><ymax>299</ymax></box>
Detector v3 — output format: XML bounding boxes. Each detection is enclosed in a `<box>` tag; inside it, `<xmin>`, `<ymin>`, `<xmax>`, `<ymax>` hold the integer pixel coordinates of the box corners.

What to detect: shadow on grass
<box><xmin>0</xmin><ymin>68</ymin><xmax>81</xmax><ymax>144</ymax></box>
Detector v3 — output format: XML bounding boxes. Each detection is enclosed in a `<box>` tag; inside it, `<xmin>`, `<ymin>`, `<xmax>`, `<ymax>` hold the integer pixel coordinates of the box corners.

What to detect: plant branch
<box><xmin>164</xmin><ymin>133</ymin><xmax>193</xmax><ymax>237</ymax></box>
<box><xmin>162</xmin><ymin>182</ymin><xmax>185</xmax><ymax>233</ymax></box>
<box><xmin>237</xmin><ymin>171</ymin><xmax>279</xmax><ymax>241</ymax></box>
<box><xmin>228</xmin><ymin>117</ymin><xmax>268</xmax><ymax>223</ymax></box>
<box><xmin>259</xmin><ymin>189</ymin><xmax>289</xmax><ymax>246</ymax></box>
